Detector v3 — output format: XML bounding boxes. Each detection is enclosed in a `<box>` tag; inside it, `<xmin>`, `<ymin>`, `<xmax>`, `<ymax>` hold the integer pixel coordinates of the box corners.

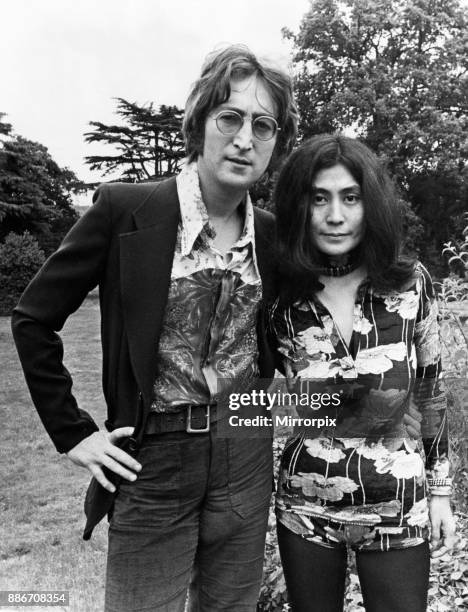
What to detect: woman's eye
<box><xmin>313</xmin><ymin>195</ymin><xmax>327</xmax><ymax>206</ymax></box>
<box><xmin>345</xmin><ymin>194</ymin><xmax>361</xmax><ymax>204</ymax></box>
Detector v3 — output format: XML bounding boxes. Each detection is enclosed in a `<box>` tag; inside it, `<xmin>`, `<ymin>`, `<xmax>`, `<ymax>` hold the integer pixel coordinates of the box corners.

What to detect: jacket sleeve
<box><xmin>412</xmin><ymin>265</ymin><xmax>450</xmax><ymax>483</ymax></box>
<box><xmin>11</xmin><ymin>186</ymin><xmax>112</xmax><ymax>453</ymax></box>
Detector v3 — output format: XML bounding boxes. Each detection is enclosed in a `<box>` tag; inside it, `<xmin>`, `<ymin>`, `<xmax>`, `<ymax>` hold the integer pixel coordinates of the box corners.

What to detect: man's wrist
<box><xmin>58</xmin><ymin>422</ymin><xmax>100</xmax><ymax>454</ymax></box>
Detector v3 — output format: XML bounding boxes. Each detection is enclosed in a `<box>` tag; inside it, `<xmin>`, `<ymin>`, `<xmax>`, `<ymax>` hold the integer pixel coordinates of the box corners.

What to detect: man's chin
<box><xmin>220</xmin><ymin>170</ymin><xmax>260</xmax><ymax>192</ymax></box>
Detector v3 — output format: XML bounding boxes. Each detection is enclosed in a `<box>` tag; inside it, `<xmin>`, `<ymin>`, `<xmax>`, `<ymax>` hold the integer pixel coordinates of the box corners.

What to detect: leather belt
<box><xmin>145</xmin><ymin>404</ymin><xmax>216</xmax><ymax>434</ymax></box>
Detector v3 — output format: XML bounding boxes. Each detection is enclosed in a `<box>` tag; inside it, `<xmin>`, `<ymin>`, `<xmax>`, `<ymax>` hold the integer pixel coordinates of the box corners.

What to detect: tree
<box><xmin>0</xmin><ymin>115</ymin><xmax>80</xmax><ymax>250</ymax></box>
<box><xmin>285</xmin><ymin>0</ymin><xmax>468</xmax><ymax>272</ymax></box>
<box><xmin>0</xmin><ymin>112</ymin><xmax>12</xmax><ymax>136</ymax></box>
<box><xmin>0</xmin><ymin>231</ymin><xmax>45</xmax><ymax>315</ymax></box>
<box><xmin>84</xmin><ymin>98</ymin><xmax>185</xmax><ymax>182</ymax></box>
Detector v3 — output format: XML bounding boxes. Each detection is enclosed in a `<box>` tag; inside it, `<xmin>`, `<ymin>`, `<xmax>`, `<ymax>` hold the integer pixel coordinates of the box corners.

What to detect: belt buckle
<box><xmin>186</xmin><ymin>405</ymin><xmax>210</xmax><ymax>433</ymax></box>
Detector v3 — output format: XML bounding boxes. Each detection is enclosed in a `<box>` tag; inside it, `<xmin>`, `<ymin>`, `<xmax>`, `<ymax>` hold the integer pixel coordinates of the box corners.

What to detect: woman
<box><xmin>270</xmin><ymin>135</ymin><xmax>456</xmax><ymax>612</ymax></box>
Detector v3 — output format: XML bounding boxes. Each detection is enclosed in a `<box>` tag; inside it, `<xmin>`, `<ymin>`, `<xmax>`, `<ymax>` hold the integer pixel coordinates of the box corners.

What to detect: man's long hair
<box><xmin>182</xmin><ymin>44</ymin><xmax>298</xmax><ymax>167</ymax></box>
<box><xmin>274</xmin><ymin>134</ymin><xmax>415</xmax><ymax>304</ymax></box>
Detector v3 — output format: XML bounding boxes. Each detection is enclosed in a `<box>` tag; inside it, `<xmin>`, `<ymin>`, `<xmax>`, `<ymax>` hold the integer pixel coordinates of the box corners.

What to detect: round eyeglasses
<box><xmin>213</xmin><ymin>110</ymin><xmax>280</xmax><ymax>141</ymax></box>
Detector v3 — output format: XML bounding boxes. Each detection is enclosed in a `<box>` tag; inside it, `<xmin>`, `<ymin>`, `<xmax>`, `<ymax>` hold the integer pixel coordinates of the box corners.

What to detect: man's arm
<box><xmin>12</xmin><ymin>186</ymin><xmax>143</xmax><ymax>488</ymax></box>
<box><xmin>12</xmin><ymin>186</ymin><xmax>111</xmax><ymax>452</ymax></box>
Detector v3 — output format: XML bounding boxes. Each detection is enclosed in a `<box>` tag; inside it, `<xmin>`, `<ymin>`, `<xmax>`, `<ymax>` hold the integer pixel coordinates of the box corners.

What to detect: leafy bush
<box><xmin>0</xmin><ymin>231</ymin><xmax>45</xmax><ymax>315</ymax></box>
<box><xmin>436</xmin><ymin>214</ymin><xmax>468</xmax><ymax>515</ymax></box>
<box><xmin>258</xmin><ymin>438</ymin><xmax>289</xmax><ymax>611</ymax></box>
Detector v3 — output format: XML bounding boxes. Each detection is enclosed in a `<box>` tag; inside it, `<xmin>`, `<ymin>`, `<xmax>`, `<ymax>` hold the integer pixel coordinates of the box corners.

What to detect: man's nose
<box><xmin>326</xmin><ymin>199</ymin><xmax>345</xmax><ymax>223</ymax></box>
<box><xmin>233</xmin><ymin>120</ymin><xmax>253</xmax><ymax>149</ymax></box>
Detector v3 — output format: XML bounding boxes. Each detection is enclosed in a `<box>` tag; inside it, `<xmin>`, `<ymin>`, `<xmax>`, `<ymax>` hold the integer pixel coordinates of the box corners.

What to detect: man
<box><xmin>12</xmin><ymin>45</ymin><xmax>298</xmax><ymax>611</ymax></box>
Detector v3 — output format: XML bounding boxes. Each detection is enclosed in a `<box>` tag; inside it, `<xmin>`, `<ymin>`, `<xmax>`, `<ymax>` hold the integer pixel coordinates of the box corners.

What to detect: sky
<box><xmin>2</xmin><ymin>0</ymin><xmax>311</xmax><ymax>190</ymax></box>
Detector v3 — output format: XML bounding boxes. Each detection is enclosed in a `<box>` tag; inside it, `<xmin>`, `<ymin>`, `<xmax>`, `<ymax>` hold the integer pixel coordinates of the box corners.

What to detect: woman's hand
<box><xmin>429</xmin><ymin>495</ymin><xmax>457</xmax><ymax>558</ymax></box>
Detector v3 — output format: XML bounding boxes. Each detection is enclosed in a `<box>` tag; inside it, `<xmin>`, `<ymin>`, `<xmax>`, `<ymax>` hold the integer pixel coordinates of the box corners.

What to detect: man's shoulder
<box><xmin>94</xmin><ymin>177</ymin><xmax>178</xmax><ymax>216</ymax></box>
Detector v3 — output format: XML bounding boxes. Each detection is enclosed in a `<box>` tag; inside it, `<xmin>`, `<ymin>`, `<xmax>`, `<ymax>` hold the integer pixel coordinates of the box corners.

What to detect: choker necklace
<box><xmin>317</xmin><ymin>251</ymin><xmax>360</xmax><ymax>277</ymax></box>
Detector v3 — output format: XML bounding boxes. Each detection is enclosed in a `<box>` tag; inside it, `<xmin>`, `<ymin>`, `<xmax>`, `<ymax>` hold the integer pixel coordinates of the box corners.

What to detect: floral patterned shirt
<box><xmin>151</xmin><ymin>162</ymin><xmax>262</xmax><ymax>412</ymax></box>
<box><xmin>270</xmin><ymin>264</ymin><xmax>449</xmax><ymax>550</ymax></box>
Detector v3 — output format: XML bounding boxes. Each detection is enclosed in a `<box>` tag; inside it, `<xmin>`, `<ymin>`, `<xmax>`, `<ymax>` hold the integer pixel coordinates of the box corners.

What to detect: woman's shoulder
<box><xmin>406</xmin><ymin>261</ymin><xmax>436</xmax><ymax>296</ymax></box>
<box><xmin>379</xmin><ymin>260</ymin><xmax>434</xmax><ymax>295</ymax></box>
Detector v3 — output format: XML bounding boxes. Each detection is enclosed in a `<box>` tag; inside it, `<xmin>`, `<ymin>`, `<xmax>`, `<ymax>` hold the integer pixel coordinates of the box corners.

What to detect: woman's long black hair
<box><xmin>274</xmin><ymin>134</ymin><xmax>415</xmax><ymax>304</ymax></box>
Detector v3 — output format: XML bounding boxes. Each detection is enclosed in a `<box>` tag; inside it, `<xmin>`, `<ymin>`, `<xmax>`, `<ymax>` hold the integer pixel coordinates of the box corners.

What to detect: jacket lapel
<box><xmin>119</xmin><ymin>187</ymin><xmax>277</xmax><ymax>400</ymax></box>
<box><xmin>119</xmin><ymin>178</ymin><xmax>180</xmax><ymax>404</ymax></box>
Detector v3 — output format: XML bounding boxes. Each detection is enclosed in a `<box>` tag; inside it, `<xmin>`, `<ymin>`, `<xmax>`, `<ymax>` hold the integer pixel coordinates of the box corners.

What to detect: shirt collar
<box><xmin>176</xmin><ymin>161</ymin><xmax>256</xmax><ymax>256</ymax></box>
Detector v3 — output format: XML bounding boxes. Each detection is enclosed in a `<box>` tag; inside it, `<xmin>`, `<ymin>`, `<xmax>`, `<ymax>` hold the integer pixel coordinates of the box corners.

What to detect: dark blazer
<box><xmin>11</xmin><ymin>177</ymin><xmax>277</xmax><ymax>455</ymax></box>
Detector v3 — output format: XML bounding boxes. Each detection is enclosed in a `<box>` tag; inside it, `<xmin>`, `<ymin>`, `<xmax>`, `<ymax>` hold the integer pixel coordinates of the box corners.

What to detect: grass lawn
<box><xmin>1</xmin><ymin>295</ymin><xmax>467</xmax><ymax>611</ymax></box>
<box><xmin>0</xmin><ymin>295</ymin><xmax>108</xmax><ymax>612</ymax></box>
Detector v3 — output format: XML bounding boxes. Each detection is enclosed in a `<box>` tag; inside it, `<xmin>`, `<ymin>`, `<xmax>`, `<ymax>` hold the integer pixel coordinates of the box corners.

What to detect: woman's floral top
<box><xmin>270</xmin><ymin>263</ymin><xmax>449</xmax><ymax>551</ymax></box>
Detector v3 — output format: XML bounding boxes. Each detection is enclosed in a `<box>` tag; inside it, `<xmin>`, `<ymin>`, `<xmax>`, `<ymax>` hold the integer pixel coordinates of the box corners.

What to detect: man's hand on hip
<box><xmin>66</xmin><ymin>427</ymin><xmax>142</xmax><ymax>492</ymax></box>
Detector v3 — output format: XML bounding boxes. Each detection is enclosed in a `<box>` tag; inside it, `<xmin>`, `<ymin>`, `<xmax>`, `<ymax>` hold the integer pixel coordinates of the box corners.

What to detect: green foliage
<box><xmin>437</xmin><ymin>214</ymin><xmax>468</xmax><ymax>378</ymax></box>
<box><xmin>0</xmin><ymin>115</ymin><xmax>80</xmax><ymax>249</ymax></box>
<box><xmin>258</xmin><ymin>438</ymin><xmax>289</xmax><ymax>611</ymax></box>
<box><xmin>401</xmin><ymin>199</ymin><xmax>425</xmax><ymax>257</ymax></box>
<box><xmin>250</xmin><ymin>171</ymin><xmax>279</xmax><ymax>212</ymax></box>
<box><xmin>84</xmin><ymin>99</ymin><xmax>185</xmax><ymax>182</ymax></box>
<box><xmin>435</xmin><ymin>215</ymin><xmax>468</xmax><ymax>512</ymax></box>
<box><xmin>258</xmin><ymin>510</ymin><xmax>288</xmax><ymax>610</ymax></box>
<box><xmin>0</xmin><ymin>112</ymin><xmax>12</xmax><ymax>136</ymax></box>
<box><xmin>285</xmin><ymin>0</ymin><xmax>468</xmax><ymax>271</ymax></box>
<box><xmin>442</xmin><ymin>216</ymin><xmax>468</xmax><ymax>280</ymax></box>
<box><xmin>0</xmin><ymin>231</ymin><xmax>45</xmax><ymax>315</ymax></box>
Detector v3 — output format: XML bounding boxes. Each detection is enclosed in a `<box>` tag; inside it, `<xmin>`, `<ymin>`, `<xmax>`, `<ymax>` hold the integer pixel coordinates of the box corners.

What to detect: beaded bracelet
<box><xmin>427</xmin><ymin>478</ymin><xmax>453</xmax><ymax>487</ymax></box>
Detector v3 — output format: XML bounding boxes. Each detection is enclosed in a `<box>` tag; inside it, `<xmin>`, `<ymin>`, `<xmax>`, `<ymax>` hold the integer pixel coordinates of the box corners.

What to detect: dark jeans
<box><xmin>277</xmin><ymin>522</ymin><xmax>430</xmax><ymax>612</ymax></box>
<box><xmin>105</xmin><ymin>426</ymin><xmax>273</xmax><ymax>611</ymax></box>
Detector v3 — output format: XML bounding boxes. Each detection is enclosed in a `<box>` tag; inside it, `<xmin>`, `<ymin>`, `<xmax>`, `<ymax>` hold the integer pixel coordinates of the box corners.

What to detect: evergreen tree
<box><xmin>0</xmin><ymin>115</ymin><xmax>80</xmax><ymax>248</ymax></box>
<box><xmin>84</xmin><ymin>98</ymin><xmax>185</xmax><ymax>182</ymax></box>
